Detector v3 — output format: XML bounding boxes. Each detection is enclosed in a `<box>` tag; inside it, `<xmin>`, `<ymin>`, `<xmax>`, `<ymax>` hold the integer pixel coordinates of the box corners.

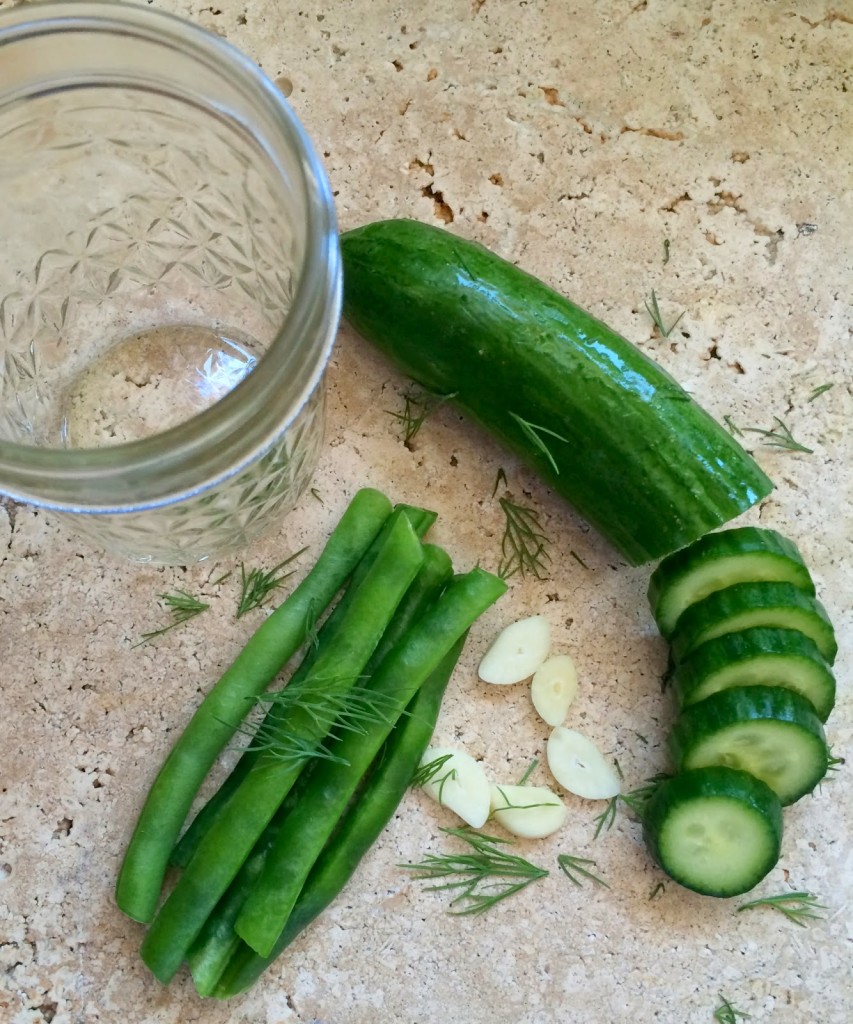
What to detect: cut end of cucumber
<box><xmin>643</xmin><ymin>766</ymin><xmax>783</xmax><ymax>898</ymax></box>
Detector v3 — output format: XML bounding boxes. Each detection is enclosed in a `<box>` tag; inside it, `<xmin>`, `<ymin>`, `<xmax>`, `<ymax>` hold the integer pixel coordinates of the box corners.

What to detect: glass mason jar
<box><xmin>0</xmin><ymin>1</ymin><xmax>341</xmax><ymax>564</ymax></box>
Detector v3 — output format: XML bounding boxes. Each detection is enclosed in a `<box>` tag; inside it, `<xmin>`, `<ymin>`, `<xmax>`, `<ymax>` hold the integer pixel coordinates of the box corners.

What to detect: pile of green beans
<box><xmin>115</xmin><ymin>487</ymin><xmax>506</xmax><ymax>998</ymax></box>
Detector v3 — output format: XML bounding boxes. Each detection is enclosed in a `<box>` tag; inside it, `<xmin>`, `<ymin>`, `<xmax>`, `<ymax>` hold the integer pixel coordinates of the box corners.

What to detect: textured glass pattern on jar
<box><xmin>0</xmin><ymin>4</ymin><xmax>340</xmax><ymax>564</ymax></box>
<box><xmin>61</xmin><ymin>385</ymin><xmax>326</xmax><ymax>564</ymax></box>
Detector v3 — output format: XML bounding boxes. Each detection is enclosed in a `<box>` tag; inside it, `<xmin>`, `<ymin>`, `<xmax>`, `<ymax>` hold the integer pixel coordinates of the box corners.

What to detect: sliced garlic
<box><xmin>419</xmin><ymin>746</ymin><xmax>491</xmax><ymax>828</ymax></box>
<box><xmin>530</xmin><ymin>654</ymin><xmax>578</xmax><ymax>726</ymax></box>
<box><xmin>478</xmin><ymin>614</ymin><xmax>551</xmax><ymax>684</ymax></box>
<box><xmin>546</xmin><ymin>727</ymin><xmax>621</xmax><ymax>800</ymax></box>
<box><xmin>489</xmin><ymin>782</ymin><xmax>568</xmax><ymax>839</ymax></box>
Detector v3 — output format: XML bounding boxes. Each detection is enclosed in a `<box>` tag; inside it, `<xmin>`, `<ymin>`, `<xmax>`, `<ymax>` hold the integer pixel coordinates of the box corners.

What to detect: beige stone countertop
<box><xmin>1</xmin><ymin>1</ymin><xmax>851</xmax><ymax>1022</ymax></box>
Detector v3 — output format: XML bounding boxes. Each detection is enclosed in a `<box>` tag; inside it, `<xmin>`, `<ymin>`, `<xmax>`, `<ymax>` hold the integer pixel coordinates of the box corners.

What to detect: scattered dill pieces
<box><xmin>508</xmin><ymin>412</ymin><xmax>568</xmax><ymax>475</ymax></box>
<box><xmin>208</xmin><ymin>569</ymin><xmax>232</xmax><ymax>587</ymax></box>
<box><xmin>493</xmin><ymin>477</ymin><xmax>552</xmax><ymax>580</ymax></box>
<box><xmin>632</xmin><ymin>731</ymin><xmax>649</xmax><ymax>745</ymax></box>
<box><xmin>826</xmin><ymin>748</ymin><xmax>845</xmax><ymax>773</ymax></box>
<box><xmin>714</xmin><ymin>994</ymin><xmax>752</xmax><ymax>1022</ymax></box>
<box><xmin>723</xmin><ymin>415</ymin><xmax>743</xmax><ymax>437</ymax></box>
<box><xmin>593</xmin><ymin>796</ymin><xmax>619</xmax><ymax>838</ymax></box>
<box><xmin>411</xmin><ymin>753</ymin><xmax>457</xmax><ymax>794</ymax></box>
<box><xmin>242</xmin><ymin>681</ymin><xmax>399</xmax><ymax>767</ymax></box>
<box><xmin>388</xmin><ymin>387</ymin><xmax>455</xmax><ymax>449</ymax></box>
<box><xmin>401</xmin><ymin>826</ymin><xmax>549</xmax><ymax>914</ymax></box>
<box><xmin>517</xmin><ymin>758</ymin><xmax>539</xmax><ymax>786</ymax></box>
<box><xmin>645</xmin><ymin>289</ymin><xmax>685</xmax><ymax>338</ymax></box>
<box><xmin>741</xmin><ymin>416</ymin><xmax>813</xmax><ymax>454</ymax></box>
<box><xmin>236</xmin><ymin>547</ymin><xmax>307</xmax><ymax>618</ymax></box>
<box><xmin>806</xmin><ymin>383</ymin><xmax>834</xmax><ymax>403</ymax></box>
<box><xmin>592</xmin><ymin>776</ymin><xmax>667</xmax><ymax>837</ymax></box>
<box><xmin>557</xmin><ymin>853</ymin><xmax>609</xmax><ymax>888</ymax></box>
<box><xmin>135</xmin><ymin>590</ymin><xmax>210</xmax><ymax>645</ymax></box>
<box><xmin>613</xmin><ymin>757</ymin><xmax>624</xmax><ymax>781</ymax></box>
<box><xmin>649</xmin><ymin>881</ymin><xmax>666</xmax><ymax>900</ymax></box>
<box><xmin>310</xmin><ymin>487</ymin><xmax>324</xmax><ymax>504</ymax></box>
<box><xmin>736</xmin><ymin>891</ymin><xmax>826</xmax><ymax>927</ymax></box>
<box><xmin>663</xmin><ymin>238</ymin><xmax>671</xmax><ymax>265</ymax></box>
<box><xmin>569</xmin><ymin>549</ymin><xmax>589</xmax><ymax>569</ymax></box>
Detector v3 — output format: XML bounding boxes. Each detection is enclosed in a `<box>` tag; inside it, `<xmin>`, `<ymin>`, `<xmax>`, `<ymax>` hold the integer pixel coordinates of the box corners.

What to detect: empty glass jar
<box><xmin>0</xmin><ymin>1</ymin><xmax>341</xmax><ymax>563</ymax></box>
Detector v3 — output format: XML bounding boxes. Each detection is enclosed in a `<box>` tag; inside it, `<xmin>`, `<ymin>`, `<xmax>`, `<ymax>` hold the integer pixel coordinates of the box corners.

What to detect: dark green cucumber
<box><xmin>643</xmin><ymin>766</ymin><xmax>783</xmax><ymax>897</ymax></box>
<box><xmin>340</xmin><ymin>218</ymin><xmax>773</xmax><ymax>566</ymax></box>
<box><xmin>672</xmin><ymin>626</ymin><xmax>836</xmax><ymax>722</ymax></box>
<box><xmin>669</xmin><ymin>685</ymin><xmax>828</xmax><ymax>805</ymax></box>
<box><xmin>648</xmin><ymin>527</ymin><xmax>814</xmax><ymax>638</ymax></box>
<box><xmin>669</xmin><ymin>580</ymin><xmax>837</xmax><ymax>665</ymax></box>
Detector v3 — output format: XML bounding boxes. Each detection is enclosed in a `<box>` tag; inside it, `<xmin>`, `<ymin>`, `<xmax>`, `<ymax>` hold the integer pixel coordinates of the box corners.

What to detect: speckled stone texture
<box><xmin>0</xmin><ymin>1</ymin><xmax>850</xmax><ymax>1022</ymax></box>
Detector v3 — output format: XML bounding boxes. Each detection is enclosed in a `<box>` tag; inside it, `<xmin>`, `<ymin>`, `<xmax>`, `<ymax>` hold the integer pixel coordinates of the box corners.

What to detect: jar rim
<box><xmin>0</xmin><ymin>1</ymin><xmax>340</xmax><ymax>512</ymax></box>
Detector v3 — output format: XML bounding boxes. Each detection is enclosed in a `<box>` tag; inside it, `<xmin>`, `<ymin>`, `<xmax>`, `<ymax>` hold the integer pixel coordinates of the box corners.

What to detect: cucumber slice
<box><xmin>672</xmin><ymin>626</ymin><xmax>836</xmax><ymax>722</ymax></box>
<box><xmin>643</xmin><ymin>766</ymin><xmax>783</xmax><ymax>897</ymax></box>
<box><xmin>648</xmin><ymin>527</ymin><xmax>815</xmax><ymax>638</ymax></box>
<box><xmin>669</xmin><ymin>580</ymin><xmax>837</xmax><ymax>665</ymax></box>
<box><xmin>668</xmin><ymin>685</ymin><xmax>828</xmax><ymax>805</ymax></box>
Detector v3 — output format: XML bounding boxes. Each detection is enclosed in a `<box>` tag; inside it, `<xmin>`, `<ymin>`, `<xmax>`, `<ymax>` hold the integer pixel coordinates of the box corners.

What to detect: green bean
<box><xmin>139</xmin><ymin>511</ymin><xmax>425</xmax><ymax>983</ymax></box>
<box><xmin>212</xmin><ymin>632</ymin><xmax>470</xmax><ymax>999</ymax></box>
<box><xmin>186</xmin><ymin>543</ymin><xmax>453</xmax><ymax>995</ymax></box>
<box><xmin>168</xmin><ymin>504</ymin><xmax>437</xmax><ymax>871</ymax></box>
<box><xmin>115</xmin><ymin>487</ymin><xmax>393</xmax><ymax>924</ymax></box>
<box><xmin>234</xmin><ymin>567</ymin><xmax>506</xmax><ymax>957</ymax></box>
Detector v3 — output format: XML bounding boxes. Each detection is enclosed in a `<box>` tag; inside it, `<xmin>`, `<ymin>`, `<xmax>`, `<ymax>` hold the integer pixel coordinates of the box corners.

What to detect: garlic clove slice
<box><xmin>419</xmin><ymin>746</ymin><xmax>491</xmax><ymax>828</ymax></box>
<box><xmin>546</xmin><ymin>727</ymin><xmax>621</xmax><ymax>800</ymax></box>
<box><xmin>530</xmin><ymin>654</ymin><xmax>579</xmax><ymax>726</ymax></box>
<box><xmin>478</xmin><ymin>614</ymin><xmax>551</xmax><ymax>684</ymax></box>
<box><xmin>489</xmin><ymin>782</ymin><xmax>568</xmax><ymax>838</ymax></box>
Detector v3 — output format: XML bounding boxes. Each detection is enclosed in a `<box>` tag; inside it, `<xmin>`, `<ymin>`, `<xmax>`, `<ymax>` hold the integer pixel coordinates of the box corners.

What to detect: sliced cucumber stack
<box><xmin>648</xmin><ymin>527</ymin><xmax>815</xmax><ymax>639</ymax></box>
<box><xmin>668</xmin><ymin>686</ymin><xmax>829</xmax><ymax>805</ymax></box>
<box><xmin>672</xmin><ymin>626</ymin><xmax>836</xmax><ymax>722</ymax></box>
<box><xmin>642</xmin><ymin>525</ymin><xmax>838</xmax><ymax>898</ymax></box>
<box><xmin>643</xmin><ymin>766</ymin><xmax>783</xmax><ymax>898</ymax></box>
<box><xmin>669</xmin><ymin>580</ymin><xmax>837</xmax><ymax>665</ymax></box>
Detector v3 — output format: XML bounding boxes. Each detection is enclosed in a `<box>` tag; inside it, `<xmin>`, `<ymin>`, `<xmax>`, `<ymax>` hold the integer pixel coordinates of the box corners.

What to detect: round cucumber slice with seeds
<box><xmin>669</xmin><ymin>580</ymin><xmax>837</xmax><ymax>665</ymax></box>
<box><xmin>648</xmin><ymin>527</ymin><xmax>815</xmax><ymax>638</ymax></box>
<box><xmin>668</xmin><ymin>685</ymin><xmax>828</xmax><ymax>805</ymax></box>
<box><xmin>671</xmin><ymin>626</ymin><xmax>836</xmax><ymax>722</ymax></box>
<box><xmin>643</xmin><ymin>766</ymin><xmax>783</xmax><ymax>897</ymax></box>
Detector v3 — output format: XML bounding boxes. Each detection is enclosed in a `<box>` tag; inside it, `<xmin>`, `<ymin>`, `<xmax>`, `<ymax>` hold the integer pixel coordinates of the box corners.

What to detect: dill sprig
<box><xmin>723</xmin><ymin>414</ymin><xmax>743</xmax><ymax>437</ymax></box>
<box><xmin>401</xmin><ymin>826</ymin><xmax>549</xmax><ymax>914</ymax></box>
<box><xmin>663</xmin><ymin>238</ymin><xmax>671</xmax><ymax>265</ymax></box>
<box><xmin>135</xmin><ymin>590</ymin><xmax>210</xmax><ymax>645</ymax></box>
<box><xmin>736</xmin><ymin>891</ymin><xmax>826</xmax><ymax>927</ymax></box>
<box><xmin>411</xmin><ymin>753</ymin><xmax>457</xmax><ymax>793</ymax></box>
<box><xmin>236</xmin><ymin>547</ymin><xmax>307</xmax><ymax>618</ymax></box>
<box><xmin>648</xmin><ymin>881</ymin><xmax>666</xmax><ymax>900</ymax></box>
<box><xmin>741</xmin><ymin>416</ymin><xmax>813</xmax><ymax>454</ymax></box>
<box><xmin>517</xmin><ymin>758</ymin><xmax>539</xmax><ymax>786</ymax></box>
<box><xmin>806</xmin><ymin>383</ymin><xmax>833</xmax><ymax>403</ymax></box>
<box><xmin>508</xmin><ymin>412</ymin><xmax>567</xmax><ymax>475</ymax></box>
<box><xmin>557</xmin><ymin>853</ymin><xmax>609</xmax><ymax>888</ymax></box>
<box><xmin>388</xmin><ymin>388</ymin><xmax>456</xmax><ymax>449</ymax></box>
<box><xmin>645</xmin><ymin>289</ymin><xmax>685</xmax><ymax>338</ymax></box>
<box><xmin>238</xmin><ymin>680</ymin><xmax>400</xmax><ymax>766</ymax></box>
<box><xmin>826</xmin><ymin>748</ymin><xmax>845</xmax><ymax>773</ymax></box>
<box><xmin>497</xmin><ymin>496</ymin><xmax>551</xmax><ymax>579</ymax></box>
<box><xmin>593</xmin><ymin>776</ymin><xmax>668</xmax><ymax>838</ymax></box>
<box><xmin>714</xmin><ymin>994</ymin><xmax>752</xmax><ymax>1022</ymax></box>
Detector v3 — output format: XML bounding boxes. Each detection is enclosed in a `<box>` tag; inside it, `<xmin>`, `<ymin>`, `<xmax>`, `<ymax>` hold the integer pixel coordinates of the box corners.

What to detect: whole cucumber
<box><xmin>340</xmin><ymin>219</ymin><xmax>773</xmax><ymax>565</ymax></box>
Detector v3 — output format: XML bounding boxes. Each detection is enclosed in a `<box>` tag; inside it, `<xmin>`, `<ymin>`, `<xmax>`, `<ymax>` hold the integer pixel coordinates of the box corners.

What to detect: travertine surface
<box><xmin>1</xmin><ymin>1</ymin><xmax>850</xmax><ymax>1022</ymax></box>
